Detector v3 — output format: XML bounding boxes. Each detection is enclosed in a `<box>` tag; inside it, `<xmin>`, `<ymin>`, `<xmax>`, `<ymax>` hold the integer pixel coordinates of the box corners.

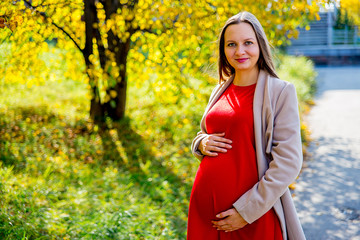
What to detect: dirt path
<box><xmin>293</xmin><ymin>66</ymin><xmax>360</xmax><ymax>240</ymax></box>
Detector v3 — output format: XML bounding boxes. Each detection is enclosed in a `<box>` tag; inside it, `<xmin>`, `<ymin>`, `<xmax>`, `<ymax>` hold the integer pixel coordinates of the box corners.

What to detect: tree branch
<box><xmin>22</xmin><ymin>0</ymin><xmax>83</xmax><ymax>54</ymax></box>
<box><xmin>31</xmin><ymin>1</ymin><xmax>81</xmax><ymax>9</ymax></box>
<box><xmin>0</xmin><ymin>31</ymin><xmax>13</xmax><ymax>45</ymax></box>
<box><xmin>51</xmin><ymin>21</ymin><xmax>83</xmax><ymax>53</ymax></box>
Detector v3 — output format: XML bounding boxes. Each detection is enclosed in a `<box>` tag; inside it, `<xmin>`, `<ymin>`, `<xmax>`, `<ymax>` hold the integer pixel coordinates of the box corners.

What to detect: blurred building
<box><xmin>286</xmin><ymin>11</ymin><xmax>360</xmax><ymax>65</ymax></box>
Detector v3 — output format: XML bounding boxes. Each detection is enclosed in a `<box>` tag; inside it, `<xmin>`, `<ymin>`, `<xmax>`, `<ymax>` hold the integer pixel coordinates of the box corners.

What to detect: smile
<box><xmin>236</xmin><ymin>58</ymin><xmax>248</xmax><ymax>63</ymax></box>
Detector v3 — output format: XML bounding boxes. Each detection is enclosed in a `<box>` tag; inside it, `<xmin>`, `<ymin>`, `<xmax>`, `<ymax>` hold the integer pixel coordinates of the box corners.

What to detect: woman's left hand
<box><xmin>211</xmin><ymin>208</ymin><xmax>248</xmax><ymax>232</ymax></box>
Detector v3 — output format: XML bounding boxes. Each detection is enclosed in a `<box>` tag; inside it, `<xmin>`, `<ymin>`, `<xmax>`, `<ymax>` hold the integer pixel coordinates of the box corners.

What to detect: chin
<box><xmin>234</xmin><ymin>66</ymin><xmax>255</xmax><ymax>71</ymax></box>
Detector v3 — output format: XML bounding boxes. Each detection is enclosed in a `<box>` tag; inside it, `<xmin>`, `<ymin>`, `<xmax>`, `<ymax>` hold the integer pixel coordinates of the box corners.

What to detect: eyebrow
<box><xmin>226</xmin><ymin>38</ymin><xmax>256</xmax><ymax>42</ymax></box>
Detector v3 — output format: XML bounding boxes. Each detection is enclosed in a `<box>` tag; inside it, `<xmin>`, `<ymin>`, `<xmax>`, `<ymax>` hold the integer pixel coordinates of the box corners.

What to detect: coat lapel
<box><xmin>253</xmin><ymin>70</ymin><xmax>268</xmax><ymax>179</ymax></box>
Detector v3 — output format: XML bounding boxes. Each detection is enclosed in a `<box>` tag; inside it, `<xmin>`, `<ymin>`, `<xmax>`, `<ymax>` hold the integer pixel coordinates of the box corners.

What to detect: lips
<box><xmin>236</xmin><ymin>58</ymin><xmax>248</xmax><ymax>63</ymax></box>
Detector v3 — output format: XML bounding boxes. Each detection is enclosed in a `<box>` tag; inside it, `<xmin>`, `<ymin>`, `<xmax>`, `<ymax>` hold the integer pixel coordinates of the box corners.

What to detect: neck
<box><xmin>233</xmin><ymin>67</ymin><xmax>260</xmax><ymax>86</ymax></box>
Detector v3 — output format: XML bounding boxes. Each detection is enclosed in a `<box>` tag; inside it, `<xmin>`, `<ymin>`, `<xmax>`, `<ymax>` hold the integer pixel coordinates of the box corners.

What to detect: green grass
<box><xmin>0</xmin><ymin>46</ymin><xmax>316</xmax><ymax>239</ymax></box>
<box><xmin>0</xmin><ymin>81</ymin><xmax>199</xmax><ymax>239</ymax></box>
<box><xmin>0</xmin><ymin>85</ymin><xmax>194</xmax><ymax>239</ymax></box>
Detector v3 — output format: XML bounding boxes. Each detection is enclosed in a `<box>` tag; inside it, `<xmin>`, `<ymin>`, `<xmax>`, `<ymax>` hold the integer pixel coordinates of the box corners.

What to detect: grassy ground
<box><xmin>0</xmin><ymin>47</ymin><xmax>316</xmax><ymax>239</ymax></box>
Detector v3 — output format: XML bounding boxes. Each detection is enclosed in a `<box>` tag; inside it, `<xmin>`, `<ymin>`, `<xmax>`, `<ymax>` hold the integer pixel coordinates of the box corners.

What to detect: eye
<box><xmin>227</xmin><ymin>42</ymin><xmax>236</xmax><ymax>47</ymax></box>
<box><xmin>245</xmin><ymin>41</ymin><xmax>253</xmax><ymax>46</ymax></box>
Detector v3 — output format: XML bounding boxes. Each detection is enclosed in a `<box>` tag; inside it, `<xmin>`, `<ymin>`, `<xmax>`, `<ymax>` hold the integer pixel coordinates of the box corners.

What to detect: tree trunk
<box><xmin>83</xmin><ymin>0</ymin><xmax>133</xmax><ymax>122</ymax></box>
<box><xmin>90</xmin><ymin>85</ymin><xmax>104</xmax><ymax>123</ymax></box>
<box><xmin>102</xmin><ymin>34</ymin><xmax>131</xmax><ymax>120</ymax></box>
<box><xmin>102</xmin><ymin>1</ymin><xmax>132</xmax><ymax>121</ymax></box>
<box><xmin>83</xmin><ymin>0</ymin><xmax>105</xmax><ymax>122</ymax></box>
<box><xmin>106</xmin><ymin>70</ymin><xmax>127</xmax><ymax>120</ymax></box>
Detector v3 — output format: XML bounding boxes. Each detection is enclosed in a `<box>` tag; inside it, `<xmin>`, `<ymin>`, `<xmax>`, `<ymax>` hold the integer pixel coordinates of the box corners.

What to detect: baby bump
<box><xmin>194</xmin><ymin>153</ymin><xmax>243</xmax><ymax>211</ymax></box>
<box><xmin>200</xmin><ymin>153</ymin><xmax>238</xmax><ymax>184</ymax></box>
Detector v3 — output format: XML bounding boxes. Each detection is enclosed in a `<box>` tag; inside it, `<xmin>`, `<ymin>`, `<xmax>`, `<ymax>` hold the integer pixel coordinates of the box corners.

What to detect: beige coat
<box><xmin>191</xmin><ymin>70</ymin><xmax>306</xmax><ymax>240</ymax></box>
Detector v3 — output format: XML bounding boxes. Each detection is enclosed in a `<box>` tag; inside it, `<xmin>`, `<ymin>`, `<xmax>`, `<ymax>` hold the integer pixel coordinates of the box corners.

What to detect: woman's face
<box><xmin>224</xmin><ymin>22</ymin><xmax>260</xmax><ymax>73</ymax></box>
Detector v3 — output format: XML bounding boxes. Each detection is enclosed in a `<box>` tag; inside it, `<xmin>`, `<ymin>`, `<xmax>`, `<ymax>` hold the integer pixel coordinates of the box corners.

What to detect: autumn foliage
<box><xmin>1</xmin><ymin>0</ymin><xmax>322</xmax><ymax>122</ymax></box>
<box><xmin>339</xmin><ymin>0</ymin><xmax>360</xmax><ymax>26</ymax></box>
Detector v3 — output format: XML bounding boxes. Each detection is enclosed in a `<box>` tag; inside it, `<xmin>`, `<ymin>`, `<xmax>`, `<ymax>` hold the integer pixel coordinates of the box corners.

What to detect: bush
<box><xmin>277</xmin><ymin>54</ymin><xmax>317</xmax><ymax>104</ymax></box>
<box><xmin>277</xmin><ymin>54</ymin><xmax>317</xmax><ymax>145</ymax></box>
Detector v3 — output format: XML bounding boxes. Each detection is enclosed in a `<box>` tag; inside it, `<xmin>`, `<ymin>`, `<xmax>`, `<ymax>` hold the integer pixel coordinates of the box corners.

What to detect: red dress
<box><xmin>187</xmin><ymin>83</ymin><xmax>283</xmax><ymax>240</ymax></box>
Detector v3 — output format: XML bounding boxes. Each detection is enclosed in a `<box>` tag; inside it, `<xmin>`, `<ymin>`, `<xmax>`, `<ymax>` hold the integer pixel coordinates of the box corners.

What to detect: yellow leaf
<box><xmin>289</xmin><ymin>182</ymin><xmax>296</xmax><ymax>190</ymax></box>
<box><xmin>110</xmin><ymin>90</ymin><xmax>117</xmax><ymax>98</ymax></box>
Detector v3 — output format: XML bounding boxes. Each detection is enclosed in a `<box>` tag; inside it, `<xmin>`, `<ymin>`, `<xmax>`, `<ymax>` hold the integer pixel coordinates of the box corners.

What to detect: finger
<box><xmin>222</xmin><ymin>223</ymin><xmax>235</xmax><ymax>231</ymax></box>
<box><xmin>212</xmin><ymin>141</ymin><xmax>232</xmax><ymax>149</ymax></box>
<box><xmin>201</xmin><ymin>139</ymin><xmax>211</xmax><ymax>153</ymax></box>
<box><xmin>208</xmin><ymin>139</ymin><xmax>232</xmax><ymax>149</ymax></box>
<box><xmin>208</xmin><ymin>146</ymin><xmax>228</xmax><ymax>153</ymax></box>
<box><xmin>216</xmin><ymin>224</ymin><xmax>232</xmax><ymax>231</ymax></box>
<box><xmin>223</xmin><ymin>225</ymin><xmax>233</xmax><ymax>231</ymax></box>
<box><xmin>216</xmin><ymin>209</ymin><xmax>234</xmax><ymax>219</ymax></box>
<box><xmin>212</xmin><ymin>220</ymin><xmax>228</xmax><ymax>228</ymax></box>
<box><xmin>203</xmin><ymin>142</ymin><xmax>226</xmax><ymax>153</ymax></box>
<box><xmin>211</xmin><ymin>132</ymin><xmax>226</xmax><ymax>136</ymax></box>
<box><xmin>202</xmin><ymin>143</ymin><xmax>221</xmax><ymax>156</ymax></box>
<box><xmin>211</xmin><ymin>136</ymin><xmax>233</xmax><ymax>144</ymax></box>
<box><xmin>204</xmin><ymin>150</ymin><xmax>218</xmax><ymax>157</ymax></box>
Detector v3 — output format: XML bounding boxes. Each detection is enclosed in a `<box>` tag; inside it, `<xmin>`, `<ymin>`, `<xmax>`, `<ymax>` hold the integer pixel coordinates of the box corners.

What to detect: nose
<box><xmin>235</xmin><ymin>45</ymin><xmax>245</xmax><ymax>55</ymax></box>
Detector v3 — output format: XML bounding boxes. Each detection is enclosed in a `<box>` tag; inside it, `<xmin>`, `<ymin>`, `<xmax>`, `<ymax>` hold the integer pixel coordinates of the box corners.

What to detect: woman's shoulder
<box><xmin>267</xmin><ymin>74</ymin><xmax>293</xmax><ymax>90</ymax></box>
<box><xmin>266</xmin><ymin>74</ymin><xmax>296</xmax><ymax>97</ymax></box>
<box><xmin>263</xmin><ymin>73</ymin><xmax>297</xmax><ymax>108</ymax></box>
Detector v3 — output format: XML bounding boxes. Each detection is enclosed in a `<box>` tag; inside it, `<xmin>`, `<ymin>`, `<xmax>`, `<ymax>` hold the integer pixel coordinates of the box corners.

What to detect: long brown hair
<box><xmin>218</xmin><ymin>11</ymin><xmax>279</xmax><ymax>83</ymax></box>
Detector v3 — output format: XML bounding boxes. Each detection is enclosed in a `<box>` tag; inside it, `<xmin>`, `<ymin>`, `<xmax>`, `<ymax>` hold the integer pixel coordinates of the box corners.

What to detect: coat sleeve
<box><xmin>191</xmin><ymin>131</ymin><xmax>208</xmax><ymax>161</ymax></box>
<box><xmin>233</xmin><ymin>83</ymin><xmax>303</xmax><ymax>224</ymax></box>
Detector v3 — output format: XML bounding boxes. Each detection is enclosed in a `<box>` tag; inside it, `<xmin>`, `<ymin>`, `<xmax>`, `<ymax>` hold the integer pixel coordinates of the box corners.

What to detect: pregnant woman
<box><xmin>187</xmin><ymin>12</ymin><xmax>305</xmax><ymax>240</ymax></box>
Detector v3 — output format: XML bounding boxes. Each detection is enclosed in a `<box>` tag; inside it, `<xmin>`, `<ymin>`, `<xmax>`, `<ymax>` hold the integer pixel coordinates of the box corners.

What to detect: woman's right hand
<box><xmin>199</xmin><ymin>132</ymin><xmax>232</xmax><ymax>157</ymax></box>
